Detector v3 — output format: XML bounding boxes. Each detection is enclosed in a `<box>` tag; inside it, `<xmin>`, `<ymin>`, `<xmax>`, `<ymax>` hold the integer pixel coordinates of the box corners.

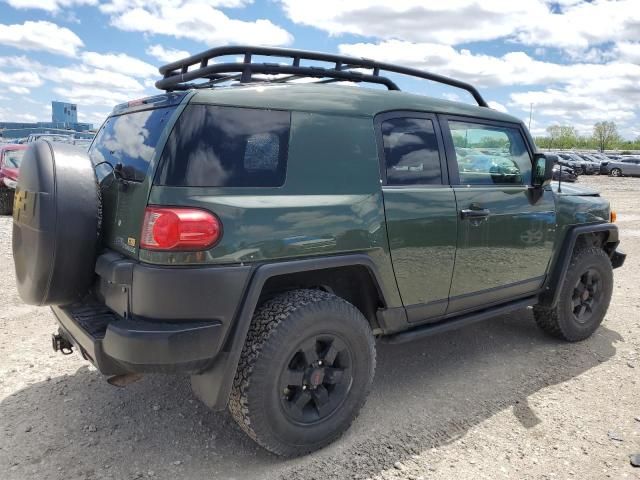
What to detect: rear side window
<box><xmin>90</xmin><ymin>107</ymin><xmax>175</xmax><ymax>182</ymax></box>
<box><xmin>156</xmin><ymin>105</ymin><xmax>290</xmax><ymax>187</ymax></box>
<box><xmin>381</xmin><ymin>117</ymin><xmax>442</xmax><ymax>185</ymax></box>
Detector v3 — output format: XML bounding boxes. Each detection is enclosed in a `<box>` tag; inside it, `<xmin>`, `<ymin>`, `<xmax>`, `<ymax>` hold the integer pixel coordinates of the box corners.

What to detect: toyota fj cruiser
<box><xmin>12</xmin><ymin>46</ymin><xmax>625</xmax><ymax>456</ymax></box>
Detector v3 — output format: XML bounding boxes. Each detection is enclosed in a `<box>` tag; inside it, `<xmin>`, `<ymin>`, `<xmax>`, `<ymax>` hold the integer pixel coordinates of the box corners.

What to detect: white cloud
<box><xmin>0</xmin><ymin>20</ymin><xmax>83</xmax><ymax>57</ymax></box>
<box><xmin>8</xmin><ymin>85</ymin><xmax>30</xmax><ymax>94</ymax></box>
<box><xmin>338</xmin><ymin>40</ymin><xmax>639</xmax><ymax>137</ymax></box>
<box><xmin>282</xmin><ymin>0</ymin><xmax>540</xmax><ymax>45</ymax></box>
<box><xmin>4</xmin><ymin>0</ymin><xmax>97</xmax><ymax>11</ymax></box>
<box><xmin>101</xmin><ymin>0</ymin><xmax>292</xmax><ymax>46</ymax></box>
<box><xmin>81</xmin><ymin>51</ymin><xmax>157</xmax><ymax>78</ymax></box>
<box><xmin>99</xmin><ymin>0</ymin><xmax>250</xmax><ymax>13</ymax></box>
<box><xmin>52</xmin><ymin>85</ymin><xmax>133</xmax><ymax>106</ymax></box>
<box><xmin>488</xmin><ymin>101</ymin><xmax>508</xmax><ymax>113</ymax></box>
<box><xmin>338</xmin><ymin>40</ymin><xmax>640</xmax><ymax>89</ymax></box>
<box><xmin>614</xmin><ymin>42</ymin><xmax>640</xmax><ymax>64</ymax></box>
<box><xmin>281</xmin><ymin>0</ymin><xmax>640</xmax><ymax>51</ymax></box>
<box><xmin>146</xmin><ymin>44</ymin><xmax>190</xmax><ymax>63</ymax></box>
<box><xmin>0</xmin><ymin>54</ymin><xmax>151</xmax><ymax>110</ymax></box>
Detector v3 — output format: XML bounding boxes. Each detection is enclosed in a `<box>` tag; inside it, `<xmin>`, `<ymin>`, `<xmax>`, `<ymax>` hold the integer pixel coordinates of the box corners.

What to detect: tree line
<box><xmin>535</xmin><ymin>121</ymin><xmax>640</xmax><ymax>152</ymax></box>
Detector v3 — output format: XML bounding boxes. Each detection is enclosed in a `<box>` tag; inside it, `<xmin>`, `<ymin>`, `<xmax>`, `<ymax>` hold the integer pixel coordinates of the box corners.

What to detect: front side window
<box><xmin>381</xmin><ymin>117</ymin><xmax>442</xmax><ymax>185</ymax></box>
<box><xmin>156</xmin><ymin>105</ymin><xmax>290</xmax><ymax>187</ymax></box>
<box><xmin>449</xmin><ymin>121</ymin><xmax>531</xmax><ymax>185</ymax></box>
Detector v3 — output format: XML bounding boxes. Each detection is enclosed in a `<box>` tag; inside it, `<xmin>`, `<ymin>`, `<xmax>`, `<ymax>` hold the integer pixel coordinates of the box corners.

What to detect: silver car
<box><xmin>604</xmin><ymin>157</ymin><xmax>640</xmax><ymax>177</ymax></box>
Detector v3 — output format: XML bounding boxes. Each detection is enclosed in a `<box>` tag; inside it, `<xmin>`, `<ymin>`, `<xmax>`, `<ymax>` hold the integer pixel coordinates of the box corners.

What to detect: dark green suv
<box><xmin>12</xmin><ymin>46</ymin><xmax>625</xmax><ymax>456</ymax></box>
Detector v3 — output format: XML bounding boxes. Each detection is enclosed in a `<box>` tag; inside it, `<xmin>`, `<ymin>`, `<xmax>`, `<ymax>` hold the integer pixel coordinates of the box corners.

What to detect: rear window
<box><xmin>90</xmin><ymin>107</ymin><xmax>175</xmax><ymax>182</ymax></box>
<box><xmin>155</xmin><ymin>105</ymin><xmax>290</xmax><ymax>187</ymax></box>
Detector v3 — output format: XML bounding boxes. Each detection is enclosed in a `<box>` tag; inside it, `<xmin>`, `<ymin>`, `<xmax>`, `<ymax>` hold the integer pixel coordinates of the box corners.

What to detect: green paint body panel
<box><xmin>145</xmin><ymin>111</ymin><xmax>403</xmax><ymax>307</ymax></box>
<box><xmin>449</xmin><ymin>186</ymin><xmax>557</xmax><ymax>308</ymax></box>
<box><xmin>95</xmin><ymin>83</ymin><xmax>615</xmax><ymax>327</ymax></box>
<box><xmin>382</xmin><ymin>187</ymin><xmax>457</xmax><ymax>314</ymax></box>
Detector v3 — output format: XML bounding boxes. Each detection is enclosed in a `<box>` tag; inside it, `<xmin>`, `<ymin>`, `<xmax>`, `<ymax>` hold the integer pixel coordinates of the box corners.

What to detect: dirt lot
<box><xmin>1</xmin><ymin>175</ymin><xmax>639</xmax><ymax>480</ymax></box>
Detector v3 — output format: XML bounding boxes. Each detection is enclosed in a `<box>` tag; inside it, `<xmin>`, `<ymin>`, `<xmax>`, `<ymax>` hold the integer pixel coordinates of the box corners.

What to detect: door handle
<box><xmin>460</xmin><ymin>207</ymin><xmax>490</xmax><ymax>219</ymax></box>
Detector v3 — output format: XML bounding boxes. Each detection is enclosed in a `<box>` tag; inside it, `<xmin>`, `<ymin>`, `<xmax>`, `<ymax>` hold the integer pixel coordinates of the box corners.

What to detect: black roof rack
<box><xmin>156</xmin><ymin>45</ymin><xmax>489</xmax><ymax>108</ymax></box>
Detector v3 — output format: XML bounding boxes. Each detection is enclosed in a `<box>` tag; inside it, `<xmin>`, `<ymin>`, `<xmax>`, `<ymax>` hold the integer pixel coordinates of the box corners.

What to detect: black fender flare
<box><xmin>538</xmin><ymin>222</ymin><xmax>620</xmax><ymax>308</ymax></box>
<box><xmin>190</xmin><ymin>254</ymin><xmax>389</xmax><ymax>411</ymax></box>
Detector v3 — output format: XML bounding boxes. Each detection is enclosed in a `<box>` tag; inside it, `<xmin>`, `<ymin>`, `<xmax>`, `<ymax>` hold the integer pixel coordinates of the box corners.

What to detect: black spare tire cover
<box><xmin>12</xmin><ymin>140</ymin><xmax>100</xmax><ymax>306</ymax></box>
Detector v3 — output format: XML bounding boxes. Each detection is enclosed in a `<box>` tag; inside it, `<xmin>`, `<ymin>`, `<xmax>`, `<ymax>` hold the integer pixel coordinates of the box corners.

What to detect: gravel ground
<box><xmin>1</xmin><ymin>175</ymin><xmax>639</xmax><ymax>480</ymax></box>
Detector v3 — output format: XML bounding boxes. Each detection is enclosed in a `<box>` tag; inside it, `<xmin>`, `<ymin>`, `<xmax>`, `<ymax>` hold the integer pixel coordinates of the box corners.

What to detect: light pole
<box><xmin>528</xmin><ymin>103</ymin><xmax>533</xmax><ymax>130</ymax></box>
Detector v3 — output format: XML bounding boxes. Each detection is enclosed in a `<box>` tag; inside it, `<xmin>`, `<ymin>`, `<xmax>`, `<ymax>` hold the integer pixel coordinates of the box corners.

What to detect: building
<box><xmin>52</xmin><ymin>101</ymin><xmax>78</xmax><ymax>125</ymax></box>
<box><xmin>0</xmin><ymin>101</ymin><xmax>94</xmax><ymax>140</ymax></box>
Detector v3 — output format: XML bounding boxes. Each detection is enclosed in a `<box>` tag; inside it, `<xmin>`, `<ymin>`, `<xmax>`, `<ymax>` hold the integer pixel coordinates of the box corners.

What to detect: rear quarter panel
<box><xmin>145</xmin><ymin>112</ymin><xmax>402</xmax><ymax>306</ymax></box>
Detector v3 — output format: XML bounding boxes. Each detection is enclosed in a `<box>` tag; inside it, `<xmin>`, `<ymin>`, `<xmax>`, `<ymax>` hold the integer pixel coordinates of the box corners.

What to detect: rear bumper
<box><xmin>52</xmin><ymin>251</ymin><xmax>252</xmax><ymax>375</ymax></box>
<box><xmin>52</xmin><ymin>303</ymin><xmax>224</xmax><ymax>374</ymax></box>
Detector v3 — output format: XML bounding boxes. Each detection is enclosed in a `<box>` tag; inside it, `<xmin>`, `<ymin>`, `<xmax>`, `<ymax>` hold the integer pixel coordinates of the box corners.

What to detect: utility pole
<box><xmin>528</xmin><ymin>103</ymin><xmax>533</xmax><ymax>130</ymax></box>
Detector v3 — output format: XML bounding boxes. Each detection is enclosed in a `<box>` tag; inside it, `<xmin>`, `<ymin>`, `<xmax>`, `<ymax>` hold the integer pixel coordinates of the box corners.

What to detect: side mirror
<box><xmin>533</xmin><ymin>153</ymin><xmax>556</xmax><ymax>187</ymax></box>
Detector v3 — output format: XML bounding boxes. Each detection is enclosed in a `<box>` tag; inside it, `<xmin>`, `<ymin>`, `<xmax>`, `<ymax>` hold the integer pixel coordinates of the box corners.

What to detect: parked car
<box><xmin>555</xmin><ymin>153</ymin><xmax>587</xmax><ymax>174</ymax></box>
<box><xmin>574</xmin><ymin>153</ymin><xmax>600</xmax><ymax>174</ymax></box>
<box><xmin>0</xmin><ymin>143</ymin><xmax>26</xmax><ymax>214</ymax></box>
<box><xmin>12</xmin><ymin>45</ymin><xmax>626</xmax><ymax>456</ymax></box>
<box><xmin>552</xmin><ymin>164</ymin><xmax>577</xmax><ymax>182</ymax></box>
<box><xmin>26</xmin><ymin>133</ymin><xmax>73</xmax><ymax>144</ymax></box>
<box><xmin>601</xmin><ymin>157</ymin><xmax>640</xmax><ymax>177</ymax></box>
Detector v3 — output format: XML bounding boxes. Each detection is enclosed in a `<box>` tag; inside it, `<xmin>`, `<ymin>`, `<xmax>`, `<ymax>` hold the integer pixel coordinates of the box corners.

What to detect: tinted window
<box><xmin>449</xmin><ymin>121</ymin><xmax>531</xmax><ymax>185</ymax></box>
<box><xmin>90</xmin><ymin>107</ymin><xmax>175</xmax><ymax>182</ymax></box>
<box><xmin>381</xmin><ymin>117</ymin><xmax>442</xmax><ymax>185</ymax></box>
<box><xmin>156</xmin><ymin>105</ymin><xmax>290</xmax><ymax>187</ymax></box>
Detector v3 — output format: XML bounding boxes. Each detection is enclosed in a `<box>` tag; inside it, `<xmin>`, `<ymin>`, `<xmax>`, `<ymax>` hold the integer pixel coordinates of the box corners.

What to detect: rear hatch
<box><xmin>90</xmin><ymin>92</ymin><xmax>189</xmax><ymax>258</ymax></box>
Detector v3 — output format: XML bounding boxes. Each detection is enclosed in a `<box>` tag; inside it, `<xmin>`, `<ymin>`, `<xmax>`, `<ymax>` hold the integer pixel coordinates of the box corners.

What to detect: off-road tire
<box><xmin>610</xmin><ymin>168</ymin><xmax>622</xmax><ymax>177</ymax></box>
<box><xmin>534</xmin><ymin>246</ymin><xmax>613</xmax><ymax>342</ymax></box>
<box><xmin>228</xmin><ymin>289</ymin><xmax>376</xmax><ymax>456</ymax></box>
<box><xmin>0</xmin><ymin>189</ymin><xmax>13</xmax><ymax>215</ymax></box>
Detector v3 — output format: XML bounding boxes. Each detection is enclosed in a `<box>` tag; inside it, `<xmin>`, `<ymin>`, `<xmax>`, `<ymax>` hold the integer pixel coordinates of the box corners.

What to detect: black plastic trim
<box><xmin>381</xmin><ymin>296</ymin><xmax>535</xmax><ymax>344</ymax></box>
<box><xmin>538</xmin><ymin>223</ymin><xmax>620</xmax><ymax>308</ymax></box>
<box><xmin>190</xmin><ymin>253</ymin><xmax>389</xmax><ymax>410</ymax></box>
<box><xmin>52</xmin><ymin>304</ymin><xmax>223</xmax><ymax>374</ymax></box>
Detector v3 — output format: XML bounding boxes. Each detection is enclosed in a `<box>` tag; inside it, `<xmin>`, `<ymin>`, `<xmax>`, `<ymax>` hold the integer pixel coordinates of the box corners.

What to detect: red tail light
<box><xmin>140</xmin><ymin>207</ymin><xmax>221</xmax><ymax>251</ymax></box>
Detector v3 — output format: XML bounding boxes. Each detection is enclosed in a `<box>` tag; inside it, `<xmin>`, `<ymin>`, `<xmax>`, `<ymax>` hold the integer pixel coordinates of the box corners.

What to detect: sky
<box><xmin>0</xmin><ymin>0</ymin><xmax>638</xmax><ymax>138</ymax></box>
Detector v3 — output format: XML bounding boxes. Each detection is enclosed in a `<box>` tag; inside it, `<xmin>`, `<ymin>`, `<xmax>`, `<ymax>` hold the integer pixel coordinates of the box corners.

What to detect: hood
<box><xmin>551</xmin><ymin>181</ymin><xmax>599</xmax><ymax>196</ymax></box>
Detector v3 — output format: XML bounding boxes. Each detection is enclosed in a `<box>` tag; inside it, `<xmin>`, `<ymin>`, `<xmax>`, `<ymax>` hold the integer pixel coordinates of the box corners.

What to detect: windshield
<box><xmin>2</xmin><ymin>149</ymin><xmax>25</xmax><ymax>168</ymax></box>
<box><xmin>90</xmin><ymin>106</ymin><xmax>175</xmax><ymax>182</ymax></box>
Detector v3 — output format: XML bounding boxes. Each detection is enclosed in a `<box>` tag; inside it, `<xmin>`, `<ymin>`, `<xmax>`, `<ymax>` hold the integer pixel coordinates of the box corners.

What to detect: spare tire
<box><xmin>12</xmin><ymin>140</ymin><xmax>100</xmax><ymax>306</ymax></box>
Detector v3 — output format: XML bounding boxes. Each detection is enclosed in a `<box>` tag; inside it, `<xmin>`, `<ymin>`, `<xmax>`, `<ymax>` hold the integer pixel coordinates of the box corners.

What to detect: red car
<box><xmin>0</xmin><ymin>144</ymin><xmax>27</xmax><ymax>215</ymax></box>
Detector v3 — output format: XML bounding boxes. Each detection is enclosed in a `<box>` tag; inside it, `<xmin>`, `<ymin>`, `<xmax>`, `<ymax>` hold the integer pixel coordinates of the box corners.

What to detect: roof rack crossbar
<box><xmin>156</xmin><ymin>45</ymin><xmax>488</xmax><ymax>107</ymax></box>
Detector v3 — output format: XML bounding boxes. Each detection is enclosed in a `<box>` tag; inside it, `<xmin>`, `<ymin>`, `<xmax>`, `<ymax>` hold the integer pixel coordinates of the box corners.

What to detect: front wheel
<box><xmin>228</xmin><ymin>289</ymin><xmax>376</xmax><ymax>456</ymax></box>
<box><xmin>534</xmin><ymin>247</ymin><xmax>613</xmax><ymax>342</ymax></box>
<box><xmin>610</xmin><ymin>168</ymin><xmax>622</xmax><ymax>177</ymax></box>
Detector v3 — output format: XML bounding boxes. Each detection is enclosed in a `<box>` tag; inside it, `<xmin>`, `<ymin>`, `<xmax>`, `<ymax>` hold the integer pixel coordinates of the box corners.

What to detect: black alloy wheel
<box><xmin>571</xmin><ymin>268</ymin><xmax>602</xmax><ymax>324</ymax></box>
<box><xmin>279</xmin><ymin>334</ymin><xmax>352</xmax><ymax>425</ymax></box>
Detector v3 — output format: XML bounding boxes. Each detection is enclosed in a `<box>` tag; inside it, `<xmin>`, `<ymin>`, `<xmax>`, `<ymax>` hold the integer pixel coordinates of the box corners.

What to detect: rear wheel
<box><xmin>0</xmin><ymin>188</ymin><xmax>13</xmax><ymax>215</ymax></box>
<box><xmin>228</xmin><ymin>289</ymin><xmax>376</xmax><ymax>456</ymax></box>
<box><xmin>610</xmin><ymin>168</ymin><xmax>622</xmax><ymax>177</ymax></box>
<box><xmin>533</xmin><ymin>247</ymin><xmax>613</xmax><ymax>342</ymax></box>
